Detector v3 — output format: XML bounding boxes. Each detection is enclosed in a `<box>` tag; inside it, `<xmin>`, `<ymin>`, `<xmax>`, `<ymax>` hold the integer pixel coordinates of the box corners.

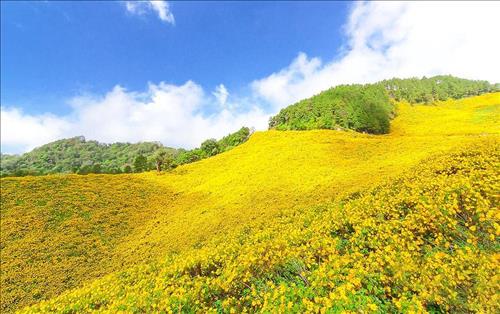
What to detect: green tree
<box><xmin>152</xmin><ymin>148</ymin><xmax>174</xmax><ymax>173</ymax></box>
<box><xmin>77</xmin><ymin>164</ymin><xmax>92</xmax><ymax>175</ymax></box>
<box><xmin>92</xmin><ymin>163</ymin><xmax>102</xmax><ymax>174</ymax></box>
<box><xmin>218</xmin><ymin>127</ymin><xmax>251</xmax><ymax>152</ymax></box>
<box><xmin>201</xmin><ymin>139</ymin><xmax>220</xmax><ymax>157</ymax></box>
<box><xmin>133</xmin><ymin>154</ymin><xmax>148</xmax><ymax>173</ymax></box>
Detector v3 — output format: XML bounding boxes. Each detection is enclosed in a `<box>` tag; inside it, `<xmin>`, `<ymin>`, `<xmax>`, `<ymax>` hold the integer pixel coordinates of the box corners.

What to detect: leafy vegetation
<box><xmin>269</xmin><ymin>84</ymin><xmax>393</xmax><ymax>134</ymax></box>
<box><xmin>381</xmin><ymin>75</ymin><xmax>497</xmax><ymax>104</ymax></box>
<box><xmin>0</xmin><ymin>127</ymin><xmax>251</xmax><ymax>177</ymax></box>
<box><xmin>152</xmin><ymin>148</ymin><xmax>175</xmax><ymax>173</ymax></box>
<box><xmin>0</xmin><ymin>137</ymin><xmax>165</xmax><ymax>177</ymax></box>
<box><xmin>1</xmin><ymin>93</ymin><xmax>498</xmax><ymax>313</ymax></box>
<box><xmin>175</xmin><ymin>127</ymin><xmax>252</xmax><ymax>165</ymax></box>
<box><xmin>269</xmin><ymin>75</ymin><xmax>498</xmax><ymax>133</ymax></box>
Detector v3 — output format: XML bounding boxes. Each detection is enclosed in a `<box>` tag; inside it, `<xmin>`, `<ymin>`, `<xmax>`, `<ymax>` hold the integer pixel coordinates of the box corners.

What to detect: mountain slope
<box><xmin>21</xmin><ymin>139</ymin><xmax>500</xmax><ymax>313</ymax></box>
<box><xmin>1</xmin><ymin>93</ymin><xmax>499</xmax><ymax>312</ymax></box>
<box><xmin>269</xmin><ymin>75</ymin><xmax>497</xmax><ymax>133</ymax></box>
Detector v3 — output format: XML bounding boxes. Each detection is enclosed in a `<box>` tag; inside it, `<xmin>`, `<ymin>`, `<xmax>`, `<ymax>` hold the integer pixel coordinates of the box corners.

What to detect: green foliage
<box><xmin>0</xmin><ymin>137</ymin><xmax>167</xmax><ymax>177</ymax></box>
<box><xmin>380</xmin><ymin>75</ymin><xmax>497</xmax><ymax>104</ymax></box>
<box><xmin>152</xmin><ymin>148</ymin><xmax>174</xmax><ymax>172</ymax></box>
<box><xmin>199</xmin><ymin>127</ymin><xmax>251</xmax><ymax>159</ymax></box>
<box><xmin>269</xmin><ymin>84</ymin><xmax>392</xmax><ymax>134</ymax></box>
<box><xmin>174</xmin><ymin>127</ymin><xmax>252</xmax><ymax>166</ymax></box>
<box><xmin>133</xmin><ymin>154</ymin><xmax>149</xmax><ymax>173</ymax></box>
<box><xmin>218</xmin><ymin>127</ymin><xmax>251</xmax><ymax>152</ymax></box>
<box><xmin>175</xmin><ymin>149</ymin><xmax>203</xmax><ymax>165</ymax></box>
<box><xmin>200</xmin><ymin>139</ymin><xmax>220</xmax><ymax>157</ymax></box>
<box><xmin>1</xmin><ymin>127</ymin><xmax>253</xmax><ymax>177</ymax></box>
<box><xmin>269</xmin><ymin>75</ymin><xmax>498</xmax><ymax>134</ymax></box>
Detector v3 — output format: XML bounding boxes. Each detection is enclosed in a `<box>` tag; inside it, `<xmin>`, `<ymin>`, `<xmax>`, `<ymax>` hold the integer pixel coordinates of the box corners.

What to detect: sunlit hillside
<box><xmin>1</xmin><ymin>93</ymin><xmax>499</xmax><ymax>312</ymax></box>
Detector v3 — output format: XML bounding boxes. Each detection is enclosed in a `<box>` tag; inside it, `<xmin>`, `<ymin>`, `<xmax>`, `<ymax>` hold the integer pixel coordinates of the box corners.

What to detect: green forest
<box><xmin>269</xmin><ymin>75</ymin><xmax>498</xmax><ymax>133</ymax></box>
<box><xmin>0</xmin><ymin>127</ymin><xmax>251</xmax><ymax>177</ymax></box>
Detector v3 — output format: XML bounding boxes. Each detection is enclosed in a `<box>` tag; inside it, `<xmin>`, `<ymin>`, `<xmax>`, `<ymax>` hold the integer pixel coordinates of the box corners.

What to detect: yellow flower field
<box><xmin>1</xmin><ymin>93</ymin><xmax>499</xmax><ymax>313</ymax></box>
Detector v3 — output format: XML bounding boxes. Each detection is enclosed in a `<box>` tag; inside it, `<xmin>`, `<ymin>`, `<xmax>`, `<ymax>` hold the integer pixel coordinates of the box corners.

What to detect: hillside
<box><xmin>0</xmin><ymin>127</ymin><xmax>251</xmax><ymax>177</ymax></box>
<box><xmin>19</xmin><ymin>139</ymin><xmax>500</xmax><ymax>313</ymax></box>
<box><xmin>0</xmin><ymin>137</ymin><xmax>167</xmax><ymax>176</ymax></box>
<box><xmin>269</xmin><ymin>75</ymin><xmax>498</xmax><ymax>133</ymax></box>
<box><xmin>1</xmin><ymin>93</ymin><xmax>499</xmax><ymax>312</ymax></box>
<box><xmin>3</xmin><ymin>76</ymin><xmax>496</xmax><ymax>178</ymax></box>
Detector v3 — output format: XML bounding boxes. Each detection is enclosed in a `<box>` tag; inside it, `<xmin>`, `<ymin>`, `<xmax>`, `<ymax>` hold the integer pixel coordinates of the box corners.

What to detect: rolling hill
<box><xmin>269</xmin><ymin>75</ymin><xmax>497</xmax><ymax>133</ymax></box>
<box><xmin>0</xmin><ymin>127</ymin><xmax>252</xmax><ymax>177</ymax></box>
<box><xmin>1</xmin><ymin>93</ymin><xmax>499</xmax><ymax>313</ymax></box>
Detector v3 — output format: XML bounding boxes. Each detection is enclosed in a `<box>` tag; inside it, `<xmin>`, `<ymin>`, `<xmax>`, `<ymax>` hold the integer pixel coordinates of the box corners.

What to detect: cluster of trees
<box><xmin>379</xmin><ymin>75</ymin><xmax>498</xmax><ymax>104</ymax></box>
<box><xmin>0</xmin><ymin>137</ymin><xmax>166</xmax><ymax>177</ymax></box>
<box><xmin>175</xmin><ymin>126</ymin><xmax>253</xmax><ymax>165</ymax></box>
<box><xmin>1</xmin><ymin>127</ymin><xmax>252</xmax><ymax>177</ymax></box>
<box><xmin>269</xmin><ymin>75</ymin><xmax>498</xmax><ymax>134</ymax></box>
<box><xmin>153</xmin><ymin>126</ymin><xmax>250</xmax><ymax>170</ymax></box>
<box><xmin>132</xmin><ymin>127</ymin><xmax>253</xmax><ymax>173</ymax></box>
<box><xmin>269</xmin><ymin>84</ymin><xmax>393</xmax><ymax>134</ymax></box>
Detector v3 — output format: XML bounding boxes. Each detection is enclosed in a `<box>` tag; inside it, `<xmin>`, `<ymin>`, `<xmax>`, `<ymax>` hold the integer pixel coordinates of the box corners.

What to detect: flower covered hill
<box><xmin>0</xmin><ymin>93</ymin><xmax>499</xmax><ymax>313</ymax></box>
<box><xmin>20</xmin><ymin>138</ymin><xmax>500</xmax><ymax>314</ymax></box>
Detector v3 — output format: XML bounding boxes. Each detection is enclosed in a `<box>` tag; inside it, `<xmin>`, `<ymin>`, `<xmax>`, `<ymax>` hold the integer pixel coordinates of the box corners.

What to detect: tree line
<box><xmin>269</xmin><ymin>75</ymin><xmax>498</xmax><ymax>134</ymax></box>
<box><xmin>0</xmin><ymin>127</ymin><xmax>252</xmax><ymax>177</ymax></box>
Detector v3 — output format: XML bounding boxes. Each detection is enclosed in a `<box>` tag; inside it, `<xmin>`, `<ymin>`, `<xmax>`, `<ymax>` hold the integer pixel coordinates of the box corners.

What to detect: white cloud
<box><xmin>3</xmin><ymin>2</ymin><xmax>500</xmax><ymax>154</ymax></box>
<box><xmin>125</xmin><ymin>1</ymin><xmax>175</xmax><ymax>24</ymax></box>
<box><xmin>252</xmin><ymin>1</ymin><xmax>500</xmax><ymax>108</ymax></box>
<box><xmin>1</xmin><ymin>82</ymin><xmax>268</xmax><ymax>154</ymax></box>
<box><xmin>212</xmin><ymin>84</ymin><xmax>229</xmax><ymax>108</ymax></box>
<box><xmin>0</xmin><ymin>107</ymin><xmax>72</xmax><ymax>153</ymax></box>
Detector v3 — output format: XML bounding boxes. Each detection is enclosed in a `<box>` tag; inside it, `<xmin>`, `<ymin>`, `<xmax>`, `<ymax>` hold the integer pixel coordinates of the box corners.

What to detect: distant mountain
<box><xmin>0</xmin><ymin>137</ymin><xmax>170</xmax><ymax>176</ymax></box>
<box><xmin>0</xmin><ymin>127</ymin><xmax>252</xmax><ymax>177</ymax></box>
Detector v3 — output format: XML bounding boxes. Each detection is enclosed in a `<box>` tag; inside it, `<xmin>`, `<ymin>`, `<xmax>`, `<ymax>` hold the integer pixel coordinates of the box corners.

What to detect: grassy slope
<box><xmin>1</xmin><ymin>93</ymin><xmax>499</xmax><ymax>312</ymax></box>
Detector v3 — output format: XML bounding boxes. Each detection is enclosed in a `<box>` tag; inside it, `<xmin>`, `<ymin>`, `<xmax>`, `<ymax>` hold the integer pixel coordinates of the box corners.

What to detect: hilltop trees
<box><xmin>218</xmin><ymin>127</ymin><xmax>251</xmax><ymax>151</ymax></box>
<box><xmin>175</xmin><ymin>127</ymin><xmax>253</xmax><ymax>166</ymax></box>
<box><xmin>269</xmin><ymin>84</ymin><xmax>392</xmax><ymax>134</ymax></box>
<box><xmin>0</xmin><ymin>137</ymin><xmax>166</xmax><ymax>177</ymax></box>
<box><xmin>269</xmin><ymin>75</ymin><xmax>498</xmax><ymax>133</ymax></box>
<box><xmin>380</xmin><ymin>75</ymin><xmax>496</xmax><ymax>103</ymax></box>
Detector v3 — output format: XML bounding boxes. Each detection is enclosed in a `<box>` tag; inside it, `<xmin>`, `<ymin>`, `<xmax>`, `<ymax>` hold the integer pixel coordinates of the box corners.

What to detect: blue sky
<box><xmin>1</xmin><ymin>1</ymin><xmax>499</xmax><ymax>153</ymax></box>
<box><xmin>1</xmin><ymin>1</ymin><xmax>348</xmax><ymax>115</ymax></box>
